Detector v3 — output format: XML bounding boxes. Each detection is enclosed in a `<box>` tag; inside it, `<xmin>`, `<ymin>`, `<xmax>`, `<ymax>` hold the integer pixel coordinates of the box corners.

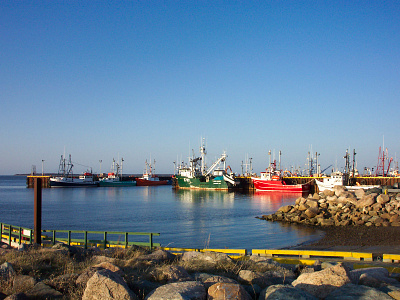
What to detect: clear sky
<box><xmin>1</xmin><ymin>1</ymin><xmax>399</xmax><ymax>175</ymax></box>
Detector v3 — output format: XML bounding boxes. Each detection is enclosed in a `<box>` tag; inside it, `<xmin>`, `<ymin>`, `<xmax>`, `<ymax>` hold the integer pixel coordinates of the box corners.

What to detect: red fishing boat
<box><xmin>136</xmin><ymin>159</ymin><xmax>169</xmax><ymax>186</ymax></box>
<box><xmin>251</xmin><ymin>157</ymin><xmax>310</xmax><ymax>193</ymax></box>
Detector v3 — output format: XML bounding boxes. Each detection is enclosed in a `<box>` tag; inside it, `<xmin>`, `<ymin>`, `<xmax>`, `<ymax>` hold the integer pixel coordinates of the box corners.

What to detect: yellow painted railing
<box><xmin>252</xmin><ymin>249</ymin><xmax>373</xmax><ymax>261</ymax></box>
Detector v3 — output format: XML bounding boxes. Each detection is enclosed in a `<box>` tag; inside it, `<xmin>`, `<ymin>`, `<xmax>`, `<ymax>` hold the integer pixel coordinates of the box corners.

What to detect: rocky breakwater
<box><xmin>2</xmin><ymin>242</ymin><xmax>400</xmax><ymax>299</ymax></box>
<box><xmin>260</xmin><ymin>187</ymin><xmax>400</xmax><ymax>227</ymax></box>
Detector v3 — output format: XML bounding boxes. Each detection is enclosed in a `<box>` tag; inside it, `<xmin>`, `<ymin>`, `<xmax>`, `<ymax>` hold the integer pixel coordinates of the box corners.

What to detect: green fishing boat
<box><xmin>173</xmin><ymin>139</ymin><xmax>239</xmax><ymax>190</ymax></box>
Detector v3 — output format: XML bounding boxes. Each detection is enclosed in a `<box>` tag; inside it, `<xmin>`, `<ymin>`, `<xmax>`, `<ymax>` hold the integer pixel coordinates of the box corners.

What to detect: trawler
<box><xmin>174</xmin><ymin>140</ymin><xmax>239</xmax><ymax>190</ymax></box>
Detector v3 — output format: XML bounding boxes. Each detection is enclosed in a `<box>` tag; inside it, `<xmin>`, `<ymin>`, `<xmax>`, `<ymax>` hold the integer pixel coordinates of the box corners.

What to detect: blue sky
<box><xmin>1</xmin><ymin>1</ymin><xmax>399</xmax><ymax>175</ymax></box>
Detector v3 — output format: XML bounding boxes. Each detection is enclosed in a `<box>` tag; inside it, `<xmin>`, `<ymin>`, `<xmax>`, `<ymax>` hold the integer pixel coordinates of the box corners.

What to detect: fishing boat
<box><xmin>50</xmin><ymin>154</ymin><xmax>98</xmax><ymax>187</ymax></box>
<box><xmin>173</xmin><ymin>139</ymin><xmax>240</xmax><ymax>190</ymax></box>
<box><xmin>315</xmin><ymin>172</ymin><xmax>380</xmax><ymax>192</ymax></box>
<box><xmin>136</xmin><ymin>159</ymin><xmax>169</xmax><ymax>186</ymax></box>
<box><xmin>251</xmin><ymin>151</ymin><xmax>310</xmax><ymax>193</ymax></box>
<box><xmin>98</xmin><ymin>158</ymin><xmax>136</xmax><ymax>187</ymax></box>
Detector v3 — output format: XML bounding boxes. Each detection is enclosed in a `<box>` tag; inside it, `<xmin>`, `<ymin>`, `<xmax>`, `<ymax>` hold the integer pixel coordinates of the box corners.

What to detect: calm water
<box><xmin>0</xmin><ymin>176</ymin><xmax>322</xmax><ymax>250</ymax></box>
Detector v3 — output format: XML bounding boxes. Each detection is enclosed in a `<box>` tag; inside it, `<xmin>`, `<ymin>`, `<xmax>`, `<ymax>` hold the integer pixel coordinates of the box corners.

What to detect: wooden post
<box><xmin>34</xmin><ymin>178</ymin><xmax>42</xmax><ymax>245</ymax></box>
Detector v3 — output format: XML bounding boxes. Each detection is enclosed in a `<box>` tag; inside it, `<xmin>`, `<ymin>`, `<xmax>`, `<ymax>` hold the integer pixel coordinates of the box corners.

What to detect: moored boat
<box><xmin>136</xmin><ymin>159</ymin><xmax>168</xmax><ymax>186</ymax></box>
<box><xmin>173</xmin><ymin>139</ymin><xmax>240</xmax><ymax>190</ymax></box>
<box><xmin>98</xmin><ymin>158</ymin><xmax>136</xmax><ymax>187</ymax></box>
<box><xmin>50</xmin><ymin>154</ymin><xmax>98</xmax><ymax>187</ymax></box>
<box><xmin>315</xmin><ymin>172</ymin><xmax>380</xmax><ymax>192</ymax></box>
<box><xmin>251</xmin><ymin>152</ymin><xmax>310</xmax><ymax>193</ymax></box>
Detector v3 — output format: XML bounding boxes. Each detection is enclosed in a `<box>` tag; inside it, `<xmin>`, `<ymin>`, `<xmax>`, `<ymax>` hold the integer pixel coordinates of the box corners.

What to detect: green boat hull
<box><xmin>174</xmin><ymin>175</ymin><xmax>233</xmax><ymax>190</ymax></box>
<box><xmin>98</xmin><ymin>181</ymin><xmax>137</xmax><ymax>187</ymax></box>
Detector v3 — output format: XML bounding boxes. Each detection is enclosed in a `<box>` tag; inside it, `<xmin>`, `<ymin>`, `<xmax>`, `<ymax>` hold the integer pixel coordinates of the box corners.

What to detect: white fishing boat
<box><xmin>50</xmin><ymin>154</ymin><xmax>98</xmax><ymax>187</ymax></box>
<box><xmin>315</xmin><ymin>172</ymin><xmax>380</xmax><ymax>192</ymax></box>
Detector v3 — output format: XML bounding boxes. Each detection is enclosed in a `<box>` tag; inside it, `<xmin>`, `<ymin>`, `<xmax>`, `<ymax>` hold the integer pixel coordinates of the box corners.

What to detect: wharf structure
<box><xmin>27</xmin><ymin>174</ymin><xmax>400</xmax><ymax>191</ymax></box>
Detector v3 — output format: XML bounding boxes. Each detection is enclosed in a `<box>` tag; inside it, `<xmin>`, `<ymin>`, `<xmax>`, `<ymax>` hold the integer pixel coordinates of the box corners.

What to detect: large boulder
<box><xmin>152</xmin><ymin>265</ymin><xmax>192</xmax><ymax>283</ymax></box>
<box><xmin>356</xmin><ymin>195</ymin><xmax>376</xmax><ymax>208</ymax></box>
<box><xmin>181</xmin><ymin>251</ymin><xmax>233</xmax><ymax>266</ymax></box>
<box><xmin>259</xmin><ymin>284</ymin><xmax>318</xmax><ymax>300</ymax></box>
<box><xmin>325</xmin><ymin>283</ymin><xmax>393</xmax><ymax>299</ymax></box>
<box><xmin>377</xmin><ymin>194</ymin><xmax>390</xmax><ymax>204</ymax></box>
<box><xmin>25</xmin><ymin>282</ymin><xmax>63</xmax><ymax>299</ymax></box>
<box><xmin>349</xmin><ymin>267</ymin><xmax>399</xmax><ymax>286</ymax></box>
<box><xmin>207</xmin><ymin>282</ymin><xmax>251</xmax><ymax>300</ymax></box>
<box><xmin>82</xmin><ymin>269</ymin><xmax>138</xmax><ymax>300</ymax></box>
<box><xmin>237</xmin><ymin>270</ymin><xmax>271</xmax><ymax>289</ymax></box>
<box><xmin>203</xmin><ymin>275</ymin><xmax>238</xmax><ymax>289</ymax></box>
<box><xmin>145</xmin><ymin>281</ymin><xmax>206</xmax><ymax>300</ymax></box>
<box><xmin>291</xmin><ymin>263</ymin><xmax>351</xmax><ymax>299</ymax></box>
<box><xmin>138</xmin><ymin>249</ymin><xmax>176</xmax><ymax>262</ymax></box>
<box><xmin>12</xmin><ymin>275</ymin><xmax>37</xmax><ymax>293</ymax></box>
<box><xmin>0</xmin><ymin>262</ymin><xmax>16</xmax><ymax>280</ymax></box>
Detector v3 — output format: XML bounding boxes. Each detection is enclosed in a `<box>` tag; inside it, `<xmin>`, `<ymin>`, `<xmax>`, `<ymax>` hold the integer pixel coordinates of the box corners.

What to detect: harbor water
<box><xmin>0</xmin><ymin>175</ymin><xmax>323</xmax><ymax>250</ymax></box>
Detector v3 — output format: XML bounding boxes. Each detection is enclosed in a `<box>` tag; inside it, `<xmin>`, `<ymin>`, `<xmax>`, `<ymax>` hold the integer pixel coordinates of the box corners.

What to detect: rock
<box><xmin>90</xmin><ymin>255</ymin><xmax>117</xmax><ymax>265</ymax></box>
<box><xmin>278</xmin><ymin>205</ymin><xmax>293</xmax><ymax>213</ymax></box>
<box><xmin>320</xmin><ymin>219</ymin><xmax>334</xmax><ymax>226</ymax></box>
<box><xmin>359</xmin><ymin>273</ymin><xmax>383</xmax><ymax>288</ymax></box>
<box><xmin>326</xmin><ymin>195</ymin><xmax>338</xmax><ymax>202</ymax></box>
<box><xmin>12</xmin><ymin>275</ymin><xmax>37</xmax><ymax>293</ymax></box>
<box><xmin>207</xmin><ymin>282</ymin><xmax>251</xmax><ymax>300</ymax></box>
<box><xmin>145</xmin><ymin>281</ymin><xmax>206</xmax><ymax>300</ymax></box>
<box><xmin>203</xmin><ymin>275</ymin><xmax>238</xmax><ymax>289</ymax></box>
<box><xmin>305</xmin><ymin>207</ymin><xmax>319</xmax><ymax>218</ymax></box>
<box><xmin>350</xmin><ymin>267</ymin><xmax>399</xmax><ymax>286</ymax></box>
<box><xmin>334</xmin><ymin>186</ymin><xmax>347</xmax><ymax>197</ymax></box>
<box><xmin>4</xmin><ymin>293</ymin><xmax>29</xmax><ymax>300</ymax></box>
<box><xmin>298</xmin><ymin>203</ymin><xmax>309</xmax><ymax>211</ymax></box>
<box><xmin>128</xmin><ymin>280</ymin><xmax>161</xmax><ymax>299</ymax></box>
<box><xmin>355</xmin><ymin>188</ymin><xmax>366</xmax><ymax>199</ymax></box>
<box><xmin>377</xmin><ymin>194</ymin><xmax>390</xmax><ymax>204</ymax></box>
<box><xmin>381</xmin><ymin>285</ymin><xmax>400</xmax><ymax>300</ymax></box>
<box><xmin>259</xmin><ymin>284</ymin><xmax>318</xmax><ymax>300</ymax></box>
<box><xmin>181</xmin><ymin>251</ymin><xmax>232</xmax><ymax>266</ymax></box>
<box><xmin>153</xmin><ymin>265</ymin><xmax>192</xmax><ymax>283</ymax></box>
<box><xmin>325</xmin><ymin>283</ymin><xmax>393</xmax><ymax>299</ymax></box>
<box><xmin>138</xmin><ymin>249</ymin><xmax>176</xmax><ymax>262</ymax></box>
<box><xmin>93</xmin><ymin>262</ymin><xmax>124</xmax><ymax>276</ymax></box>
<box><xmin>82</xmin><ymin>269</ymin><xmax>138</xmax><ymax>300</ymax></box>
<box><xmin>292</xmin><ymin>263</ymin><xmax>351</xmax><ymax>299</ymax></box>
<box><xmin>25</xmin><ymin>282</ymin><xmax>63</xmax><ymax>299</ymax></box>
<box><xmin>323</xmin><ymin>190</ymin><xmax>335</xmax><ymax>197</ymax></box>
<box><xmin>356</xmin><ymin>195</ymin><xmax>376</xmax><ymax>208</ymax></box>
<box><xmin>51</xmin><ymin>243</ymin><xmax>81</xmax><ymax>256</ymax></box>
<box><xmin>0</xmin><ymin>262</ymin><xmax>16</xmax><ymax>280</ymax></box>
<box><xmin>237</xmin><ymin>270</ymin><xmax>271</xmax><ymax>289</ymax></box>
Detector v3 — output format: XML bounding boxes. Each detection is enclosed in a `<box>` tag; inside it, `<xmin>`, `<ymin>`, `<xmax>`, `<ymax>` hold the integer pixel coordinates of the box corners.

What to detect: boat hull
<box><xmin>50</xmin><ymin>179</ymin><xmax>98</xmax><ymax>187</ymax></box>
<box><xmin>174</xmin><ymin>175</ymin><xmax>234</xmax><ymax>190</ymax></box>
<box><xmin>251</xmin><ymin>178</ymin><xmax>309</xmax><ymax>192</ymax></box>
<box><xmin>136</xmin><ymin>178</ymin><xmax>169</xmax><ymax>186</ymax></box>
<box><xmin>98</xmin><ymin>181</ymin><xmax>137</xmax><ymax>187</ymax></box>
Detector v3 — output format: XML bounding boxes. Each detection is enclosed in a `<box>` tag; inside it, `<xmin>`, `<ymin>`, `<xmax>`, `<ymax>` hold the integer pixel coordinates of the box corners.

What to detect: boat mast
<box><xmin>200</xmin><ymin>138</ymin><xmax>206</xmax><ymax>175</ymax></box>
<box><xmin>121</xmin><ymin>158</ymin><xmax>124</xmax><ymax>179</ymax></box>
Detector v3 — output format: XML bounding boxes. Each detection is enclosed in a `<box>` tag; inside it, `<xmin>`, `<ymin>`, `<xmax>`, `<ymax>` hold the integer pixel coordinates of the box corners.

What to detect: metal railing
<box><xmin>1</xmin><ymin>223</ymin><xmax>160</xmax><ymax>249</ymax></box>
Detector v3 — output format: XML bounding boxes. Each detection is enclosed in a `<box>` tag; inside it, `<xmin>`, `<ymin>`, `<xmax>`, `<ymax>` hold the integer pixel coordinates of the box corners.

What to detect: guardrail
<box><xmin>161</xmin><ymin>247</ymin><xmax>247</xmax><ymax>259</ymax></box>
<box><xmin>1</xmin><ymin>223</ymin><xmax>160</xmax><ymax>250</ymax></box>
<box><xmin>252</xmin><ymin>249</ymin><xmax>373</xmax><ymax>261</ymax></box>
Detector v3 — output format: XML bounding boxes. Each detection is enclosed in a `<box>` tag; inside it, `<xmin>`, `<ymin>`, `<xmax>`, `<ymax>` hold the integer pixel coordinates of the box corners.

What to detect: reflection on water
<box><xmin>251</xmin><ymin>191</ymin><xmax>300</xmax><ymax>212</ymax></box>
<box><xmin>0</xmin><ymin>176</ymin><xmax>323</xmax><ymax>250</ymax></box>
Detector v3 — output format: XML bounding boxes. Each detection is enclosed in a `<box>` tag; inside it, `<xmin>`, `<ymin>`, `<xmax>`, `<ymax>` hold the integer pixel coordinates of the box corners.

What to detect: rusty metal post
<box><xmin>34</xmin><ymin>177</ymin><xmax>42</xmax><ymax>245</ymax></box>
